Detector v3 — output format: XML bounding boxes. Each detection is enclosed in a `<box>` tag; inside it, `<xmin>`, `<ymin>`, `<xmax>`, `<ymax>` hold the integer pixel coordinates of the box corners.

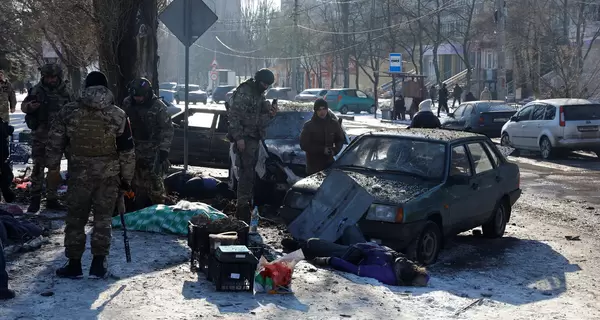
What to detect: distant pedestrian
<box><xmin>437</xmin><ymin>83</ymin><xmax>449</xmax><ymax>117</ymax></box>
<box><xmin>409</xmin><ymin>99</ymin><xmax>441</xmax><ymax>129</ymax></box>
<box><xmin>480</xmin><ymin>87</ymin><xmax>491</xmax><ymax>101</ymax></box>
<box><xmin>0</xmin><ymin>70</ymin><xmax>17</xmax><ymax>124</ymax></box>
<box><xmin>393</xmin><ymin>95</ymin><xmax>406</xmax><ymax>120</ymax></box>
<box><xmin>429</xmin><ymin>85</ymin><xmax>437</xmax><ymax>109</ymax></box>
<box><xmin>464</xmin><ymin>92</ymin><xmax>476</xmax><ymax>102</ymax></box>
<box><xmin>452</xmin><ymin>84</ymin><xmax>463</xmax><ymax>108</ymax></box>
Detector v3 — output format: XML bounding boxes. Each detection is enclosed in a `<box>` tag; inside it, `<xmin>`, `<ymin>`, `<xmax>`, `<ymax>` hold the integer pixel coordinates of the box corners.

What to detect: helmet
<box><xmin>40</xmin><ymin>63</ymin><xmax>63</xmax><ymax>79</ymax></box>
<box><xmin>128</xmin><ymin>77</ymin><xmax>153</xmax><ymax>97</ymax></box>
<box><xmin>254</xmin><ymin>69</ymin><xmax>275</xmax><ymax>86</ymax></box>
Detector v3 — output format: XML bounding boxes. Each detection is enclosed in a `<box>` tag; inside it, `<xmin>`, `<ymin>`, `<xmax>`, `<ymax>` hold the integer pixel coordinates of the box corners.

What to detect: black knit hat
<box><xmin>85</xmin><ymin>71</ymin><xmax>108</xmax><ymax>88</ymax></box>
<box><xmin>314</xmin><ymin>98</ymin><xmax>328</xmax><ymax>111</ymax></box>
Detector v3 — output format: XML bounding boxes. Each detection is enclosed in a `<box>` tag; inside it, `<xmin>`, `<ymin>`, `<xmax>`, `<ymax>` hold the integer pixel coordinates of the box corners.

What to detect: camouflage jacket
<box><xmin>46</xmin><ymin>86</ymin><xmax>135</xmax><ymax>182</ymax></box>
<box><xmin>121</xmin><ymin>95</ymin><xmax>174</xmax><ymax>160</ymax></box>
<box><xmin>0</xmin><ymin>79</ymin><xmax>17</xmax><ymax>113</ymax></box>
<box><xmin>228</xmin><ymin>79</ymin><xmax>273</xmax><ymax>141</ymax></box>
<box><xmin>21</xmin><ymin>81</ymin><xmax>73</xmax><ymax>132</ymax></box>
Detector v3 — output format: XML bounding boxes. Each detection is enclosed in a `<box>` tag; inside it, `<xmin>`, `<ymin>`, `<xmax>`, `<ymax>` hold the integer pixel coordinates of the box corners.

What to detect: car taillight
<box><xmin>337</xmin><ymin>95</ymin><xmax>342</xmax><ymax>101</ymax></box>
<box><xmin>559</xmin><ymin>106</ymin><xmax>565</xmax><ymax>126</ymax></box>
<box><xmin>478</xmin><ymin>117</ymin><xmax>484</xmax><ymax>124</ymax></box>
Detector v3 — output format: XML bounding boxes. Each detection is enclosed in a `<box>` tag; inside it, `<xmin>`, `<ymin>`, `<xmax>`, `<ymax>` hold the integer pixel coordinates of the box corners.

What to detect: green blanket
<box><xmin>111</xmin><ymin>202</ymin><xmax>227</xmax><ymax>236</ymax></box>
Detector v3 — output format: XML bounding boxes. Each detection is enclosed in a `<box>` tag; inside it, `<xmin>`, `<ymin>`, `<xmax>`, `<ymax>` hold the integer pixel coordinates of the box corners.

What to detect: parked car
<box><xmin>159</xmin><ymin>82</ymin><xmax>177</xmax><ymax>91</ymax></box>
<box><xmin>265</xmin><ymin>87</ymin><xmax>294</xmax><ymax>101</ymax></box>
<box><xmin>442</xmin><ymin>101</ymin><xmax>517</xmax><ymax>138</ymax></box>
<box><xmin>501</xmin><ymin>99</ymin><xmax>600</xmax><ymax>159</ymax></box>
<box><xmin>294</xmin><ymin>89</ymin><xmax>327</xmax><ymax>102</ymax></box>
<box><xmin>159</xmin><ymin>89</ymin><xmax>176</xmax><ymax>104</ymax></box>
<box><xmin>169</xmin><ymin>107</ymin><xmax>351</xmax><ymax>204</ymax></box>
<box><xmin>225</xmin><ymin>88</ymin><xmax>235</xmax><ymax>103</ymax></box>
<box><xmin>213</xmin><ymin>85</ymin><xmax>236</xmax><ymax>103</ymax></box>
<box><xmin>280</xmin><ymin>129</ymin><xmax>521</xmax><ymax>265</ymax></box>
<box><xmin>164</xmin><ymin>99</ymin><xmax>181</xmax><ymax>116</ymax></box>
<box><xmin>324</xmin><ymin>88</ymin><xmax>377</xmax><ymax>114</ymax></box>
<box><xmin>174</xmin><ymin>84</ymin><xmax>207</xmax><ymax>104</ymax></box>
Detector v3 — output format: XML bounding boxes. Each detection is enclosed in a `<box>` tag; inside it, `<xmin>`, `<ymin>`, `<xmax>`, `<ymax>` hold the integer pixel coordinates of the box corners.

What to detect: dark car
<box><xmin>174</xmin><ymin>84</ymin><xmax>207</xmax><ymax>104</ymax></box>
<box><xmin>442</xmin><ymin>101</ymin><xmax>517</xmax><ymax>137</ymax></box>
<box><xmin>212</xmin><ymin>85</ymin><xmax>236</xmax><ymax>103</ymax></box>
<box><xmin>280</xmin><ymin>129</ymin><xmax>521</xmax><ymax>265</ymax></box>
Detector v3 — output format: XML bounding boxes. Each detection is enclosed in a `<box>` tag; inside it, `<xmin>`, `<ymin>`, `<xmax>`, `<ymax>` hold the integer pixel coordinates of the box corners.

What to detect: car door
<box><xmin>356</xmin><ymin>90</ymin><xmax>370</xmax><ymax>112</ymax></box>
<box><xmin>344</xmin><ymin>89</ymin><xmax>360</xmax><ymax>112</ymax></box>
<box><xmin>521</xmin><ymin>104</ymin><xmax>546</xmax><ymax>148</ymax></box>
<box><xmin>172</xmin><ymin>110</ymin><xmax>214</xmax><ymax>166</ymax></box>
<box><xmin>444</xmin><ymin>105</ymin><xmax>466</xmax><ymax>129</ymax></box>
<box><xmin>209</xmin><ymin>111</ymin><xmax>232</xmax><ymax>168</ymax></box>
<box><xmin>457</xmin><ymin>104</ymin><xmax>474</xmax><ymax>130</ymax></box>
<box><xmin>465</xmin><ymin>142</ymin><xmax>499</xmax><ymax>225</ymax></box>
<box><xmin>445</xmin><ymin>144</ymin><xmax>476</xmax><ymax>232</ymax></box>
<box><xmin>509</xmin><ymin>105</ymin><xmax>534</xmax><ymax>148</ymax></box>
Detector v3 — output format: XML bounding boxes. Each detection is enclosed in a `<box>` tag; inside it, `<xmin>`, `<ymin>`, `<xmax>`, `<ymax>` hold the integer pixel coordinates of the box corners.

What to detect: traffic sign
<box><xmin>389</xmin><ymin>53</ymin><xmax>402</xmax><ymax>73</ymax></box>
<box><xmin>210</xmin><ymin>72</ymin><xmax>217</xmax><ymax>81</ymax></box>
<box><xmin>211</xmin><ymin>59</ymin><xmax>218</xmax><ymax>68</ymax></box>
<box><xmin>159</xmin><ymin>0</ymin><xmax>218</xmax><ymax>48</ymax></box>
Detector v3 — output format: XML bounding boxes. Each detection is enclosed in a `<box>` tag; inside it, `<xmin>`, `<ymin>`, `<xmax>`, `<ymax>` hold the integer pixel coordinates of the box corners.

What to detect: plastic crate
<box><xmin>209</xmin><ymin>256</ymin><xmax>258</xmax><ymax>292</ymax></box>
<box><xmin>187</xmin><ymin>221</ymin><xmax>249</xmax><ymax>255</ymax></box>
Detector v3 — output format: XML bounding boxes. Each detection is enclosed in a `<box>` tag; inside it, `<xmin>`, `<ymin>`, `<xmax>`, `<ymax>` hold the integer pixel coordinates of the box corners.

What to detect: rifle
<box><xmin>117</xmin><ymin>190</ymin><xmax>135</xmax><ymax>263</ymax></box>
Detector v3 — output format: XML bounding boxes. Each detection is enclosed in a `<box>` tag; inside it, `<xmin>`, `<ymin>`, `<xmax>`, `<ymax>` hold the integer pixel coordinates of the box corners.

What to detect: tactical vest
<box><xmin>126</xmin><ymin>100</ymin><xmax>155</xmax><ymax>142</ymax></box>
<box><xmin>69</xmin><ymin>109</ymin><xmax>117</xmax><ymax>157</ymax></box>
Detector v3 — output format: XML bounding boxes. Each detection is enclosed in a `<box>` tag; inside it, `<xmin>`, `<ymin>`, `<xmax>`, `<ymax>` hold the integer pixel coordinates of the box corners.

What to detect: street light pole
<box><xmin>496</xmin><ymin>0</ymin><xmax>506</xmax><ymax>101</ymax></box>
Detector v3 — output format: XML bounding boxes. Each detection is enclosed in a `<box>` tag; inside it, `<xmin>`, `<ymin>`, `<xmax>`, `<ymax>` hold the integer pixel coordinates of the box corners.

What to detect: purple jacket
<box><xmin>329</xmin><ymin>243</ymin><xmax>397</xmax><ymax>285</ymax></box>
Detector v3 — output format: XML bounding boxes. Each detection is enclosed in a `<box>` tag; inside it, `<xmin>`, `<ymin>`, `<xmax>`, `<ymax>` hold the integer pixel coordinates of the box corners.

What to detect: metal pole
<box><xmin>183</xmin><ymin>0</ymin><xmax>191</xmax><ymax>172</ymax></box>
<box><xmin>392</xmin><ymin>74</ymin><xmax>396</xmax><ymax>121</ymax></box>
<box><xmin>496</xmin><ymin>0</ymin><xmax>506</xmax><ymax>100</ymax></box>
<box><xmin>292</xmin><ymin>0</ymin><xmax>299</xmax><ymax>95</ymax></box>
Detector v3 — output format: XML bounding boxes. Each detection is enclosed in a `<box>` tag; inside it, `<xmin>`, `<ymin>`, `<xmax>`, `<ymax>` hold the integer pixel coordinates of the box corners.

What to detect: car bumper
<box><xmin>508</xmin><ymin>188</ymin><xmax>521</xmax><ymax>206</ymax></box>
<box><xmin>472</xmin><ymin>125</ymin><xmax>504</xmax><ymax>137</ymax></box>
<box><xmin>555</xmin><ymin>138</ymin><xmax>600</xmax><ymax>150</ymax></box>
<box><xmin>358</xmin><ymin>219</ymin><xmax>428</xmax><ymax>250</ymax></box>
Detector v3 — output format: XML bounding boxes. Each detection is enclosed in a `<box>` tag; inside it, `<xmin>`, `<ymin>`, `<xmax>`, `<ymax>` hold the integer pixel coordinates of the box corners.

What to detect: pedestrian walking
<box><xmin>46</xmin><ymin>71</ymin><xmax>135</xmax><ymax>279</ymax></box>
<box><xmin>300</xmin><ymin>98</ymin><xmax>345</xmax><ymax>175</ymax></box>
<box><xmin>437</xmin><ymin>83</ymin><xmax>449</xmax><ymax>117</ymax></box>
<box><xmin>393</xmin><ymin>95</ymin><xmax>406</xmax><ymax>120</ymax></box>
<box><xmin>122</xmin><ymin>78</ymin><xmax>174</xmax><ymax>210</ymax></box>
<box><xmin>408</xmin><ymin>99</ymin><xmax>441</xmax><ymax>129</ymax></box>
<box><xmin>429</xmin><ymin>85</ymin><xmax>437</xmax><ymax>109</ymax></box>
<box><xmin>20</xmin><ymin>64</ymin><xmax>73</xmax><ymax>213</ymax></box>
<box><xmin>452</xmin><ymin>84</ymin><xmax>463</xmax><ymax>108</ymax></box>
<box><xmin>228</xmin><ymin>68</ymin><xmax>277</xmax><ymax>223</ymax></box>
<box><xmin>480</xmin><ymin>86</ymin><xmax>491</xmax><ymax>101</ymax></box>
<box><xmin>0</xmin><ymin>70</ymin><xmax>17</xmax><ymax>124</ymax></box>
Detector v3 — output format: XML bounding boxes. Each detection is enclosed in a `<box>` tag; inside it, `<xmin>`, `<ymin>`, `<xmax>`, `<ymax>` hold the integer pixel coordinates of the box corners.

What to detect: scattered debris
<box><xmin>40</xmin><ymin>291</ymin><xmax>54</xmax><ymax>297</ymax></box>
<box><xmin>454</xmin><ymin>298</ymin><xmax>484</xmax><ymax>316</ymax></box>
<box><xmin>565</xmin><ymin>235</ymin><xmax>581</xmax><ymax>241</ymax></box>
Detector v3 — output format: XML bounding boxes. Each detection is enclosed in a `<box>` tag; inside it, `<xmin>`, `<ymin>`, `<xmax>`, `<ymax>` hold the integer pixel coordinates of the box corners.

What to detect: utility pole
<box><xmin>496</xmin><ymin>0</ymin><xmax>506</xmax><ymax>100</ymax></box>
<box><xmin>292</xmin><ymin>0</ymin><xmax>300</xmax><ymax>94</ymax></box>
<box><xmin>341</xmin><ymin>0</ymin><xmax>350</xmax><ymax>88</ymax></box>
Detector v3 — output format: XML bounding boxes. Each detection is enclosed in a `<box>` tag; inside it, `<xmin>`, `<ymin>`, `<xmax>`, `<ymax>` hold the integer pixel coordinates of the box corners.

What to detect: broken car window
<box><xmin>450</xmin><ymin>145</ymin><xmax>471</xmax><ymax>176</ymax></box>
<box><xmin>334</xmin><ymin>136</ymin><xmax>446</xmax><ymax>180</ymax></box>
<box><xmin>187</xmin><ymin>112</ymin><xmax>215</xmax><ymax>129</ymax></box>
<box><xmin>266</xmin><ymin>112</ymin><xmax>311</xmax><ymax>139</ymax></box>
<box><xmin>468</xmin><ymin>143</ymin><xmax>495</xmax><ymax>174</ymax></box>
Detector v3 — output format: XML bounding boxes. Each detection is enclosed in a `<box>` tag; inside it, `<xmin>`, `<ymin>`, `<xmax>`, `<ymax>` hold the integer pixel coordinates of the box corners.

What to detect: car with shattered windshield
<box><xmin>280</xmin><ymin>129</ymin><xmax>521</xmax><ymax>265</ymax></box>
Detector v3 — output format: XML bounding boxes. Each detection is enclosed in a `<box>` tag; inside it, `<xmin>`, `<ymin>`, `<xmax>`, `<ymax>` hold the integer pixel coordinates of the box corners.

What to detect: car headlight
<box><xmin>365</xmin><ymin>205</ymin><xmax>404</xmax><ymax>223</ymax></box>
<box><xmin>285</xmin><ymin>191</ymin><xmax>313</xmax><ymax>209</ymax></box>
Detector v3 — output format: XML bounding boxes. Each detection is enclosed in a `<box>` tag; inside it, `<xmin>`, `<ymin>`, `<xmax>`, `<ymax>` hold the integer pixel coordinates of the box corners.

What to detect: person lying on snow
<box><xmin>306</xmin><ymin>239</ymin><xmax>429</xmax><ymax>287</ymax></box>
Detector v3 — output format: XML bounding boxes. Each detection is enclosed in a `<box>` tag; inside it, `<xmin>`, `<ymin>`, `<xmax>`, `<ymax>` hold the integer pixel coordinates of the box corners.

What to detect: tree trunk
<box><xmin>137</xmin><ymin>0</ymin><xmax>159</xmax><ymax>95</ymax></box>
<box><xmin>67</xmin><ymin>65</ymin><xmax>82</xmax><ymax>96</ymax></box>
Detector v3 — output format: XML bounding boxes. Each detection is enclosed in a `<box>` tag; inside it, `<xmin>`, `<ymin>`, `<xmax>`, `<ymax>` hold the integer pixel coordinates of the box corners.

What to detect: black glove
<box><xmin>159</xmin><ymin>150</ymin><xmax>169</xmax><ymax>162</ymax></box>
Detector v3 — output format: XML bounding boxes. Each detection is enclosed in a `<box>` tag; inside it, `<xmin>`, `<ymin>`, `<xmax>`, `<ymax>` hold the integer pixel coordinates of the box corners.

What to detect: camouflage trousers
<box><xmin>234</xmin><ymin>138</ymin><xmax>260</xmax><ymax>208</ymax></box>
<box><xmin>132</xmin><ymin>161</ymin><xmax>166</xmax><ymax>209</ymax></box>
<box><xmin>31</xmin><ymin>131</ymin><xmax>61</xmax><ymax>199</ymax></box>
<box><xmin>64</xmin><ymin>175</ymin><xmax>119</xmax><ymax>259</ymax></box>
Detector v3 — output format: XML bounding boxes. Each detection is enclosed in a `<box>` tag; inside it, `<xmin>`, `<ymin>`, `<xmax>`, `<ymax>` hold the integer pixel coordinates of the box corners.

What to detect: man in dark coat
<box><xmin>409</xmin><ymin>99</ymin><xmax>441</xmax><ymax>129</ymax></box>
<box><xmin>437</xmin><ymin>83</ymin><xmax>449</xmax><ymax>116</ymax></box>
<box><xmin>452</xmin><ymin>84</ymin><xmax>463</xmax><ymax>108</ymax></box>
<box><xmin>300</xmin><ymin>98</ymin><xmax>345</xmax><ymax>175</ymax></box>
<box><xmin>393</xmin><ymin>95</ymin><xmax>406</xmax><ymax>120</ymax></box>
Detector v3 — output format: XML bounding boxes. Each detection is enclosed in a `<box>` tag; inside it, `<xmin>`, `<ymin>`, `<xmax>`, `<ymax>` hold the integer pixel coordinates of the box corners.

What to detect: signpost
<box><xmin>210</xmin><ymin>72</ymin><xmax>217</xmax><ymax>81</ymax></box>
<box><xmin>388</xmin><ymin>53</ymin><xmax>402</xmax><ymax>119</ymax></box>
<box><xmin>159</xmin><ymin>0</ymin><xmax>218</xmax><ymax>172</ymax></box>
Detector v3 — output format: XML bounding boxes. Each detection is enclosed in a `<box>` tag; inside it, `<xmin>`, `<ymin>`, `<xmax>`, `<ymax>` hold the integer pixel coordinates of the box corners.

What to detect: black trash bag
<box><xmin>164</xmin><ymin>171</ymin><xmax>194</xmax><ymax>195</ymax></box>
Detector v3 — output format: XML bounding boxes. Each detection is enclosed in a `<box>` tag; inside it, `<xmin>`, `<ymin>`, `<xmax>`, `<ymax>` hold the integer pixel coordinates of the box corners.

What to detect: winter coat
<box><xmin>453</xmin><ymin>85</ymin><xmax>463</xmax><ymax>98</ymax></box>
<box><xmin>439</xmin><ymin>87</ymin><xmax>449</xmax><ymax>101</ymax></box>
<box><xmin>329</xmin><ymin>243</ymin><xmax>399</xmax><ymax>286</ymax></box>
<box><xmin>394</xmin><ymin>97</ymin><xmax>406</xmax><ymax>112</ymax></box>
<box><xmin>300</xmin><ymin>113</ymin><xmax>345</xmax><ymax>175</ymax></box>
<box><xmin>409</xmin><ymin>99</ymin><xmax>441</xmax><ymax>129</ymax></box>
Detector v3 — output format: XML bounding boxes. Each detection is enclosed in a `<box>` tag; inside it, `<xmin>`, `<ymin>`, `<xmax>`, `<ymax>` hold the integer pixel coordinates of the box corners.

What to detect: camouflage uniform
<box><xmin>47</xmin><ymin>82</ymin><xmax>135</xmax><ymax>277</ymax></box>
<box><xmin>21</xmin><ymin>64</ymin><xmax>73</xmax><ymax>212</ymax></box>
<box><xmin>122</xmin><ymin>78</ymin><xmax>173</xmax><ymax>209</ymax></box>
<box><xmin>228</xmin><ymin>69</ymin><xmax>276</xmax><ymax>221</ymax></box>
<box><xmin>0</xmin><ymin>76</ymin><xmax>17</xmax><ymax>124</ymax></box>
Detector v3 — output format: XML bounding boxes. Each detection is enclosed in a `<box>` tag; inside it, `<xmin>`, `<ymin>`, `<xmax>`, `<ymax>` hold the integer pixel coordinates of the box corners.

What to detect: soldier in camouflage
<box><xmin>121</xmin><ymin>77</ymin><xmax>173</xmax><ymax>209</ymax></box>
<box><xmin>228</xmin><ymin>69</ymin><xmax>278</xmax><ymax>223</ymax></box>
<box><xmin>0</xmin><ymin>70</ymin><xmax>17</xmax><ymax>124</ymax></box>
<box><xmin>21</xmin><ymin>64</ymin><xmax>73</xmax><ymax>213</ymax></box>
<box><xmin>46</xmin><ymin>71</ymin><xmax>135</xmax><ymax>279</ymax></box>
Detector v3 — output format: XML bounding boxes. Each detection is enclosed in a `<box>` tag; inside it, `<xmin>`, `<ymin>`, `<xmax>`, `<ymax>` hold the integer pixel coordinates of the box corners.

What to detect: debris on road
<box><xmin>565</xmin><ymin>235</ymin><xmax>581</xmax><ymax>241</ymax></box>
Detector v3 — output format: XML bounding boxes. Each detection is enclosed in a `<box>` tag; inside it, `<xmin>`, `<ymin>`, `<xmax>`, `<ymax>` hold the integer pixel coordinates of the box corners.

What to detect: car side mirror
<box><xmin>448</xmin><ymin>174</ymin><xmax>470</xmax><ymax>185</ymax></box>
<box><xmin>510</xmin><ymin>116</ymin><xmax>518</xmax><ymax>122</ymax></box>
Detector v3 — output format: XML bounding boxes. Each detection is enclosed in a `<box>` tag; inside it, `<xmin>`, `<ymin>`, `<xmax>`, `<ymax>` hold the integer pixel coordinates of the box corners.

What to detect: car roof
<box><xmin>217</xmin><ymin>85</ymin><xmax>235</xmax><ymax>88</ymax></box>
<box><xmin>270</xmin><ymin>87</ymin><xmax>291</xmax><ymax>90</ymax></box>
<box><xmin>463</xmin><ymin>100</ymin><xmax>506</xmax><ymax>104</ymax></box>
<box><xmin>528</xmin><ymin>98</ymin><xmax>593</xmax><ymax>106</ymax></box>
<box><xmin>302</xmin><ymin>88</ymin><xmax>326</xmax><ymax>91</ymax></box>
<box><xmin>362</xmin><ymin>128</ymin><xmax>484</xmax><ymax>143</ymax></box>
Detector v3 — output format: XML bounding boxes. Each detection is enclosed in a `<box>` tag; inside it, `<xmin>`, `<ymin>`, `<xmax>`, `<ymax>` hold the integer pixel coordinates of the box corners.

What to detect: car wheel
<box><xmin>500</xmin><ymin>133</ymin><xmax>511</xmax><ymax>147</ymax></box>
<box><xmin>482</xmin><ymin>200</ymin><xmax>508</xmax><ymax>238</ymax></box>
<box><xmin>369</xmin><ymin>105</ymin><xmax>376</xmax><ymax>114</ymax></box>
<box><xmin>340</xmin><ymin>106</ymin><xmax>349</xmax><ymax>114</ymax></box>
<box><xmin>539</xmin><ymin>136</ymin><xmax>554</xmax><ymax>160</ymax></box>
<box><xmin>409</xmin><ymin>220</ymin><xmax>442</xmax><ymax>265</ymax></box>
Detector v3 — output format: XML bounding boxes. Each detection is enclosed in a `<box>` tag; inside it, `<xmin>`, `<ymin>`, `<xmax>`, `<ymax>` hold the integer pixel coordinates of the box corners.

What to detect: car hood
<box><xmin>264</xmin><ymin>139</ymin><xmax>306</xmax><ymax>165</ymax></box>
<box><xmin>292</xmin><ymin>169</ymin><xmax>438</xmax><ymax>205</ymax></box>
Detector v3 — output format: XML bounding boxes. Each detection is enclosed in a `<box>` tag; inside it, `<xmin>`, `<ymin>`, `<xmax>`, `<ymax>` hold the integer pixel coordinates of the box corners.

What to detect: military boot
<box><xmin>27</xmin><ymin>196</ymin><xmax>41</xmax><ymax>213</ymax></box>
<box><xmin>45</xmin><ymin>199</ymin><xmax>66</xmax><ymax>211</ymax></box>
<box><xmin>89</xmin><ymin>256</ymin><xmax>108</xmax><ymax>279</ymax></box>
<box><xmin>236</xmin><ymin>205</ymin><xmax>251</xmax><ymax>224</ymax></box>
<box><xmin>56</xmin><ymin>259</ymin><xmax>83</xmax><ymax>279</ymax></box>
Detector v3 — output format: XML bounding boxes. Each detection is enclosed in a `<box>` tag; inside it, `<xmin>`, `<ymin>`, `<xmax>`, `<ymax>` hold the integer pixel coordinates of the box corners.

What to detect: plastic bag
<box><xmin>254</xmin><ymin>249</ymin><xmax>304</xmax><ymax>294</ymax></box>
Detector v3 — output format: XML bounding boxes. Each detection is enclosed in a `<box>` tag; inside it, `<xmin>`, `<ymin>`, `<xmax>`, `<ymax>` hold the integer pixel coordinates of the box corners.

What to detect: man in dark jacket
<box><xmin>452</xmin><ymin>84</ymin><xmax>463</xmax><ymax>108</ymax></box>
<box><xmin>393</xmin><ymin>95</ymin><xmax>405</xmax><ymax>120</ymax></box>
<box><xmin>300</xmin><ymin>99</ymin><xmax>345</xmax><ymax>175</ymax></box>
<box><xmin>409</xmin><ymin>99</ymin><xmax>441</xmax><ymax>129</ymax></box>
<box><xmin>437</xmin><ymin>83</ymin><xmax>449</xmax><ymax>116</ymax></box>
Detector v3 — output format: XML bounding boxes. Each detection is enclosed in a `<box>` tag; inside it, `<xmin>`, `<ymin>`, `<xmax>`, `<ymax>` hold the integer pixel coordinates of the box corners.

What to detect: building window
<box><xmin>483</xmin><ymin>50</ymin><xmax>496</xmax><ymax>69</ymax></box>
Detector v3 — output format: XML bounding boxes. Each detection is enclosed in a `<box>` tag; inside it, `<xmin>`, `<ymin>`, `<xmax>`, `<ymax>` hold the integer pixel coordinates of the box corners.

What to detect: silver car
<box><xmin>500</xmin><ymin>99</ymin><xmax>600</xmax><ymax>159</ymax></box>
<box><xmin>294</xmin><ymin>89</ymin><xmax>327</xmax><ymax>102</ymax></box>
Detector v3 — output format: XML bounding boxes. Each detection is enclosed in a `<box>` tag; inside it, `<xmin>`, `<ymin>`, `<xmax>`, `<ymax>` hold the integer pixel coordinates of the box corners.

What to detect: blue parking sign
<box><xmin>389</xmin><ymin>53</ymin><xmax>402</xmax><ymax>73</ymax></box>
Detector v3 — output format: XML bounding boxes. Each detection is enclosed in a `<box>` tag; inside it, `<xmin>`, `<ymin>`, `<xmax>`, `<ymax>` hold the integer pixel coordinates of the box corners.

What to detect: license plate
<box><xmin>578</xmin><ymin>126</ymin><xmax>598</xmax><ymax>132</ymax></box>
<box><xmin>493</xmin><ymin>118</ymin><xmax>508</xmax><ymax>123</ymax></box>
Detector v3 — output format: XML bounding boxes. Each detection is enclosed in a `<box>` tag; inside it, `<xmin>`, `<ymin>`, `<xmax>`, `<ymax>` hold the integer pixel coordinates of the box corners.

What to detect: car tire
<box><xmin>340</xmin><ymin>106</ymin><xmax>349</xmax><ymax>114</ymax></box>
<box><xmin>369</xmin><ymin>105</ymin><xmax>376</xmax><ymax>114</ymax></box>
<box><xmin>500</xmin><ymin>133</ymin><xmax>511</xmax><ymax>147</ymax></box>
<box><xmin>482</xmin><ymin>200</ymin><xmax>508</xmax><ymax>238</ymax></box>
<box><xmin>408</xmin><ymin>220</ymin><xmax>442</xmax><ymax>265</ymax></box>
<box><xmin>539</xmin><ymin>136</ymin><xmax>555</xmax><ymax>160</ymax></box>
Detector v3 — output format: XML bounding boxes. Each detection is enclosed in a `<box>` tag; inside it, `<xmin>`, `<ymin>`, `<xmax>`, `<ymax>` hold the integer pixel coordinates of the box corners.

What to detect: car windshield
<box><xmin>215</xmin><ymin>86</ymin><xmax>233</xmax><ymax>94</ymax></box>
<box><xmin>266</xmin><ymin>112</ymin><xmax>312</xmax><ymax>139</ymax></box>
<box><xmin>476</xmin><ymin>103</ymin><xmax>515</xmax><ymax>112</ymax></box>
<box><xmin>160</xmin><ymin>83</ymin><xmax>177</xmax><ymax>90</ymax></box>
<box><xmin>301</xmin><ymin>90</ymin><xmax>320</xmax><ymax>95</ymax></box>
<box><xmin>265</xmin><ymin>89</ymin><xmax>290</xmax><ymax>99</ymax></box>
<box><xmin>334</xmin><ymin>136</ymin><xmax>446</xmax><ymax>180</ymax></box>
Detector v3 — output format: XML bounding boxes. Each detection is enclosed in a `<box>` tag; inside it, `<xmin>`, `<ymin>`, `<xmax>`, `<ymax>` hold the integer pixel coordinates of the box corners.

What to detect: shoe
<box><xmin>27</xmin><ymin>196</ymin><xmax>41</xmax><ymax>213</ymax></box>
<box><xmin>281</xmin><ymin>238</ymin><xmax>301</xmax><ymax>251</ymax></box>
<box><xmin>56</xmin><ymin>259</ymin><xmax>83</xmax><ymax>279</ymax></box>
<box><xmin>45</xmin><ymin>199</ymin><xmax>66</xmax><ymax>211</ymax></box>
<box><xmin>1</xmin><ymin>188</ymin><xmax>15</xmax><ymax>203</ymax></box>
<box><xmin>89</xmin><ymin>256</ymin><xmax>108</xmax><ymax>279</ymax></box>
<box><xmin>0</xmin><ymin>289</ymin><xmax>15</xmax><ymax>300</ymax></box>
<box><xmin>311</xmin><ymin>257</ymin><xmax>331</xmax><ymax>267</ymax></box>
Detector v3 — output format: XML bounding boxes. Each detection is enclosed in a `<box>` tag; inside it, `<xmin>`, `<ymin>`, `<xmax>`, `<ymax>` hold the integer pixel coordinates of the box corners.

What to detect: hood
<box><xmin>81</xmin><ymin>85</ymin><xmax>115</xmax><ymax>109</ymax></box>
<box><xmin>264</xmin><ymin>139</ymin><xmax>305</xmax><ymax>165</ymax></box>
<box><xmin>419</xmin><ymin>99</ymin><xmax>432</xmax><ymax>112</ymax></box>
<box><xmin>292</xmin><ymin>169</ymin><xmax>438</xmax><ymax>205</ymax></box>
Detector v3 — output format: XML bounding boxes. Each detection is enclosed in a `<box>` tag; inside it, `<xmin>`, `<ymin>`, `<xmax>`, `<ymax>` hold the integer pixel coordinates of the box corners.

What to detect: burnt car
<box><xmin>280</xmin><ymin>129</ymin><xmax>521</xmax><ymax>265</ymax></box>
